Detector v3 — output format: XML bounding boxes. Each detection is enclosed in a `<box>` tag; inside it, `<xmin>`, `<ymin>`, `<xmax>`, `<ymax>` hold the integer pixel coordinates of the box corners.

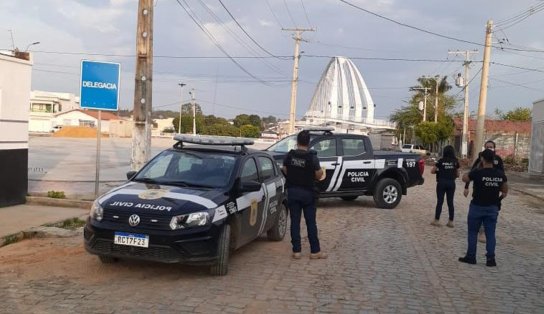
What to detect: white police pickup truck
<box><xmin>84</xmin><ymin>135</ymin><xmax>287</xmax><ymax>276</ymax></box>
<box><xmin>266</xmin><ymin>128</ymin><xmax>425</xmax><ymax>209</ymax></box>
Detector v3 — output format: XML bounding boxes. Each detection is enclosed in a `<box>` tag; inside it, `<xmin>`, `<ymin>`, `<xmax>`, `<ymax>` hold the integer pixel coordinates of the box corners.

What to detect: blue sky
<box><xmin>1</xmin><ymin>0</ymin><xmax>543</xmax><ymax>120</ymax></box>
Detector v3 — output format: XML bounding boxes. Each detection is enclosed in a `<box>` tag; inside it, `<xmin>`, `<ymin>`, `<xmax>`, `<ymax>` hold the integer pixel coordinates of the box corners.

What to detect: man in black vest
<box><xmin>459</xmin><ymin>149</ymin><xmax>508</xmax><ymax>267</ymax></box>
<box><xmin>282</xmin><ymin>130</ymin><xmax>327</xmax><ymax>260</ymax></box>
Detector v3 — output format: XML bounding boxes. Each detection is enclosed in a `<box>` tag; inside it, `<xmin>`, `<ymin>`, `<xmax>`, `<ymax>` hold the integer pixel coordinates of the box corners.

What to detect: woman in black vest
<box><xmin>431</xmin><ymin>145</ymin><xmax>460</xmax><ymax>227</ymax></box>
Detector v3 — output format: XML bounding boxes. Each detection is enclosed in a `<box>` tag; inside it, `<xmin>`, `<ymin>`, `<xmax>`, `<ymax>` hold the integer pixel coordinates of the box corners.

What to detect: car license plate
<box><xmin>114</xmin><ymin>232</ymin><xmax>149</xmax><ymax>248</ymax></box>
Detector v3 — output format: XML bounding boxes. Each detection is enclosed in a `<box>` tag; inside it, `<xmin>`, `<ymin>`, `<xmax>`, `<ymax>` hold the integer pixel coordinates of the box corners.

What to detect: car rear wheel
<box><xmin>98</xmin><ymin>255</ymin><xmax>118</xmax><ymax>264</ymax></box>
<box><xmin>267</xmin><ymin>203</ymin><xmax>287</xmax><ymax>241</ymax></box>
<box><xmin>210</xmin><ymin>224</ymin><xmax>231</xmax><ymax>276</ymax></box>
<box><xmin>341</xmin><ymin>196</ymin><xmax>358</xmax><ymax>201</ymax></box>
<box><xmin>373</xmin><ymin>178</ymin><xmax>402</xmax><ymax>209</ymax></box>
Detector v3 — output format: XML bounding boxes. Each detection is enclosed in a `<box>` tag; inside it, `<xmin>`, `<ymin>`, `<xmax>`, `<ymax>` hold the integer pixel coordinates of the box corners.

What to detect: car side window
<box><xmin>342</xmin><ymin>138</ymin><xmax>365</xmax><ymax>156</ymax></box>
<box><xmin>241</xmin><ymin>158</ymin><xmax>259</xmax><ymax>183</ymax></box>
<box><xmin>257</xmin><ymin>156</ymin><xmax>275</xmax><ymax>181</ymax></box>
<box><xmin>310</xmin><ymin>139</ymin><xmax>337</xmax><ymax>158</ymax></box>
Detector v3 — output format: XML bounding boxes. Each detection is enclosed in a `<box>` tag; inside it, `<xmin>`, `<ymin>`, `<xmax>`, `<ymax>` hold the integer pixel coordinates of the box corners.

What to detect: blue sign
<box><xmin>80</xmin><ymin>60</ymin><xmax>120</xmax><ymax>111</ymax></box>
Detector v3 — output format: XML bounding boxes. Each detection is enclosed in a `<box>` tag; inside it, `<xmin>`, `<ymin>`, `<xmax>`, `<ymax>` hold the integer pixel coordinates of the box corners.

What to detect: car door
<box><xmin>335</xmin><ymin>137</ymin><xmax>377</xmax><ymax>192</ymax></box>
<box><xmin>236</xmin><ymin>157</ymin><xmax>265</xmax><ymax>246</ymax></box>
<box><xmin>309</xmin><ymin>137</ymin><xmax>340</xmax><ymax>193</ymax></box>
<box><xmin>256</xmin><ymin>155</ymin><xmax>283</xmax><ymax>234</ymax></box>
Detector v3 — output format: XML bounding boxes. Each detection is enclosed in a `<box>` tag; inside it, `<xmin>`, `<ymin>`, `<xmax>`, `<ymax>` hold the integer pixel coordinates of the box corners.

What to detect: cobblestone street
<box><xmin>1</xmin><ymin>169</ymin><xmax>543</xmax><ymax>313</ymax></box>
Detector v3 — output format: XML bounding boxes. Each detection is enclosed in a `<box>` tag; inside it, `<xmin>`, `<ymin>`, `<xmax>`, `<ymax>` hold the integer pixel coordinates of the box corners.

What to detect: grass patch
<box><xmin>47</xmin><ymin>190</ymin><xmax>66</xmax><ymax>199</ymax></box>
<box><xmin>2</xmin><ymin>234</ymin><xmax>22</xmax><ymax>246</ymax></box>
<box><xmin>46</xmin><ymin>217</ymin><xmax>86</xmax><ymax>230</ymax></box>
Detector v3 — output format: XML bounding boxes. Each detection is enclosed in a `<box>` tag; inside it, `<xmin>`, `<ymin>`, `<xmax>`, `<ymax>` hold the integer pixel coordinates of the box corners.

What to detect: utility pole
<box><xmin>474</xmin><ymin>20</ymin><xmax>493</xmax><ymax>160</ymax></box>
<box><xmin>434</xmin><ymin>76</ymin><xmax>439</xmax><ymax>123</ymax></box>
<box><xmin>178</xmin><ymin>83</ymin><xmax>185</xmax><ymax>134</ymax></box>
<box><xmin>283</xmin><ymin>28</ymin><xmax>314</xmax><ymax>134</ymax></box>
<box><xmin>131</xmin><ymin>0</ymin><xmax>153</xmax><ymax>171</ymax></box>
<box><xmin>412</xmin><ymin>87</ymin><xmax>430</xmax><ymax>121</ymax></box>
<box><xmin>190</xmin><ymin>88</ymin><xmax>196</xmax><ymax>135</ymax></box>
<box><xmin>449</xmin><ymin>49</ymin><xmax>478</xmax><ymax>158</ymax></box>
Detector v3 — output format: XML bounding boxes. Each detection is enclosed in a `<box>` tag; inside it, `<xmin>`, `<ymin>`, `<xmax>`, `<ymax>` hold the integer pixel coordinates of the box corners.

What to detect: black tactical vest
<box><xmin>285</xmin><ymin>149</ymin><xmax>316</xmax><ymax>189</ymax></box>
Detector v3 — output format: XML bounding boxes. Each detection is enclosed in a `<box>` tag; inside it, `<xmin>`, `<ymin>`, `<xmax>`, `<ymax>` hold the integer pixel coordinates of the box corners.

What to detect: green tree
<box><xmin>203</xmin><ymin>124</ymin><xmax>240</xmax><ymax>137</ymax></box>
<box><xmin>240</xmin><ymin>124</ymin><xmax>261</xmax><ymax>138</ymax></box>
<box><xmin>181</xmin><ymin>102</ymin><xmax>203</xmax><ymax>115</ymax></box>
<box><xmin>496</xmin><ymin>107</ymin><xmax>531</xmax><ymax>121</ymax></box>
<box><xmin>233</xmin><ymin>114</ymin><xmax>250</xmax><ymax>127</ymax></box>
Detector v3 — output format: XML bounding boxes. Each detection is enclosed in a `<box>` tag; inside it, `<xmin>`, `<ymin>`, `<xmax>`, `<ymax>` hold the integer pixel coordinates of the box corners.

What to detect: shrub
<box><xmin>47</xmin><ymin>191</ymin><xmax>66</xmax><ymax>199</ymax></box>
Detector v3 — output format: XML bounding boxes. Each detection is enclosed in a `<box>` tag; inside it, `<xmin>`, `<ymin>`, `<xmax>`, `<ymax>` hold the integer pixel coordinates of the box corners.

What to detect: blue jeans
<box><xmin>287</xmin><ymin>186</ymin><xmax>320</xmax><ymax>254</ymax></box>
<box><xmin>435</xmin><ymin>180</ymin><xmax>456</xmax><ymax>221</ymax></box>
<box><xmin>466</xmin><ymin>202</ymin><xmax>499</xmax><ymax>259</ymax></box>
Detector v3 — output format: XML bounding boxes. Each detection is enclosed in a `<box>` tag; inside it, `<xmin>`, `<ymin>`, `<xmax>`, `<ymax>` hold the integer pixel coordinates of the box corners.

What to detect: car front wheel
<box><xmin>373</xmin><ymin>178</ymin><xmax>402</xmax><ymax>209</ymax></box>
<box><xmin>210</xmin><ymin>224</ymin><xmax>231</xmax><ymax>276</ymax></box>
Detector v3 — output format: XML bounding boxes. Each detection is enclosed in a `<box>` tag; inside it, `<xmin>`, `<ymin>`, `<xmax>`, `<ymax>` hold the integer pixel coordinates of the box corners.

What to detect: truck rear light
<box><xmin>418</xmin><ymin>159</ymin><xmax>425</xmax><ymax>175</ymax></box>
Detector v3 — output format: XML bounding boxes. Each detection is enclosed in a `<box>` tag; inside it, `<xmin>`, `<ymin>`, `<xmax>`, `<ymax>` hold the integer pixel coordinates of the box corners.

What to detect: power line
<box><xmin>300</xmin><ymin>0</ymin><xmax>312</xmax><ymax>27</ymax></box>
<box><xmin>283</xmin><ymin>0</ymin><xmax>297</xmax><ymax>27</ymax></box>
<box><xmin>217</xmin><ymin>0</ymin><xmax>283</xmax><ymax>59</ymax></box>
<box><xmin>495</xmin><ymin>3</ymin><xmax>544</xmax><ymax>30</ymax></box>
<box><xmin>491</xmin><ymin>61</ymin><xmax>544</xmax><ymax>73</ymax></box>
<box><xmin>339</xmin><ymin>0</ymin><xmax>544</xmax><ymax>54</ymax></box>
<box><xmin>174</xmin><ymin>0</ymin><xmax>272</xmax><ymax>86</ymax></box>
<box><xmin>265</xmin><ymin>0</ymin><xmax>284</xmax><ymax>29</ymax></box>
<box><xmin>489</xmin><ymin>77</ymin><xmax>544</xmax><ymax>92</ymax></box>
<box><xmin>194</xmin><ymin>0</ymin><xmax>287</xmax><ymax>76</ymax></box>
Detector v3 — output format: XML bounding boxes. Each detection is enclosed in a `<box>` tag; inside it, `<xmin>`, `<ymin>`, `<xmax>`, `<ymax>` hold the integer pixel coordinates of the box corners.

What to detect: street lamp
<box><xmin>24</xmin><ymin>41</ymin><xmax>40</xmax><ymax>52</ymax></box>
<box><xmin>178</xmin><ymin>83</ymin><xmax>186</xmax><ymax>134</ymax></box>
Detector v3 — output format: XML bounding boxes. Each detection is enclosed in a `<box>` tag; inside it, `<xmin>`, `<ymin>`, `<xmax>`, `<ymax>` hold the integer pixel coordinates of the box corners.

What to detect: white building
<box><xmin>529</xmin><ymin>99</ymin><xmax>544</xmax><ymax>175</ymax></box>
<box><xmin>0</xmin><ymin>50</ymin><xmax>33</xmax><ymax>206</ymax></box>
<box><xmin>55</xmin><ymin>109</ymin><xmax>120</xmax><ymax>134</ymax></box>
<box><xmin>29</xmin><ymin>90</ymin><xmax>80</xmax><ymax>133</ymax></box>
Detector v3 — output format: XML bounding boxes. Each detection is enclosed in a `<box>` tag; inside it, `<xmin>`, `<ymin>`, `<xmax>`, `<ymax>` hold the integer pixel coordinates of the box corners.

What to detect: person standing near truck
<box><xmin>431</xmin><ymin>145</ymin><xmax>460</xmax><ymax>227</ymax></box>
<box><xmin>282</xmin><ymin>130</ymin><xmax>327</xmax><ymax>260</ymax></box>
<box><xmin>459</xmin><ymin>149</ymin><xmax>508</xmax><ymax>266</ymax></box>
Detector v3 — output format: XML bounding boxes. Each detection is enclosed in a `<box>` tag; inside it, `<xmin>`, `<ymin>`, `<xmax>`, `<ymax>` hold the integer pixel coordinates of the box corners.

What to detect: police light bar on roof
<box><xmin>174</xmin><ymin>134</ymin><xmax>255</xmax><ymax>146</ymax></box>
<box><xmin>302</xmin><ymin>126</ymin><xmax>335</xmax><ymax>132</ymax></box>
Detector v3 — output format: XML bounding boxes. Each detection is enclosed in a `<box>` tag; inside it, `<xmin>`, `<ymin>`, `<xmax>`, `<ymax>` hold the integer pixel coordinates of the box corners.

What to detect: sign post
<box><xmin>80</xmin><ymin>60</ymin><xmax>120</xmax><ymax>197</ymax></box>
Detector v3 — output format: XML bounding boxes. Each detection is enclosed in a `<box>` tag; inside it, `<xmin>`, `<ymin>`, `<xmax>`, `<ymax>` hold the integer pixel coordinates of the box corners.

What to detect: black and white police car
<box><xmin>84</xmin><ymin>135</ymin><xmax>287</xmax><ymax>276</ymax></box>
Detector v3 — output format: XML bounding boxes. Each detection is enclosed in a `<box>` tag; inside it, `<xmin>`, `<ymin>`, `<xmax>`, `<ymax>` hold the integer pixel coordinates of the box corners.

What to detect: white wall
<box><xmin>0</xmin><ymin>53</ymin><xmax>32</xmax><ymax>149</ymax></box>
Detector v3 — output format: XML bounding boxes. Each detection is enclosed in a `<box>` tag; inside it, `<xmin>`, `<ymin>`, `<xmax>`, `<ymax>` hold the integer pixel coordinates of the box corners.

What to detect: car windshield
<box><xmin>267</xmin><ymin>134</ymin><xmax>316</xmax><ymax>153</ymax></box>
<box><xmin>133</xmin><ymin>150</ymin><xmax>236</xmax><ymax>188</ymax></box>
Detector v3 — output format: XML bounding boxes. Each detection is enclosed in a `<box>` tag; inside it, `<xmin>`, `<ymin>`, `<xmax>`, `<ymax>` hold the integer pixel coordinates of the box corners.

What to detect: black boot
<box><xmin>486</xmin><ymin>257</ymin><xmax>497</xmax><ymax>267</ymax></box>
<box><xmin>458</xmin><ymin>256</ymin><xmax>476</xmax><ymax>264</ymax></box>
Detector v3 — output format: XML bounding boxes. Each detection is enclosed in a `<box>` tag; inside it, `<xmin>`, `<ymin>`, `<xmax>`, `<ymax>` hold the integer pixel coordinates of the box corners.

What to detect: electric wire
<box><xmin>300</xmin><ymin>0</ymin><xmax>312</xmax><ymax>27</ymax></box>
<box><xmin>174</xmin><ymin>0</ymin><xmax>272</xmax><ymax>85</ymax></box>
<box><xmin>265</xmin><ymin>0</ymin><xmax>284</xmax><ymax>29</ymax></box>
<box><xmin>217</xmin><ymin>0</ymin><xmax>284</xmax><ymax>59</ymax></box>
<box><xmin>194</xmin><ymin>0</ymin><xmax>287</xmax><ymax>76</ymax></box>
<box><xmin>283</xmin><ymin>0</ymin><xmax>298</xmax><ymax>27</ymax></box>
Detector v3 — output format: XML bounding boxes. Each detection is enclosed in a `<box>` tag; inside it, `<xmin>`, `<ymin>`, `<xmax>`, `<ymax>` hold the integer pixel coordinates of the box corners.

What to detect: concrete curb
<box><xmin>0</xmin><ymin>215</ymin><xmax>87</xmax><ymax>248</ymax></box>
<box><xmin>26</xmin><ymin>196</ymin><xmax>93</xmax><ymax>209</ymax></box>
<box><xmin>511</xmin><ymin>187</ymin><xmax>544</xmax><ymax>202</ymax></box>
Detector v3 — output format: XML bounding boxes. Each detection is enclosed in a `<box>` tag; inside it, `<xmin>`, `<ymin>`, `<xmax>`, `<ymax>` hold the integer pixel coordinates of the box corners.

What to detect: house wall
<box><xmin>529</xmin><ymin>99</ymin><xmax>544</xmax><ymax>175</ymax></box>
<box><xmin>54</xmin><ymin>111</ymin><xmax>110</xmax><ymax>133</ymax></box>
<box><xmin>0</xmin><ymin>53</ymin><xmax>32</xmax><ymax>207</ymax></box>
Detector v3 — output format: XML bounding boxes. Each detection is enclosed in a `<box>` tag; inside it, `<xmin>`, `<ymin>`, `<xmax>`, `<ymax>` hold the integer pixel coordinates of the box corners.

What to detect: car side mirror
<box><xmin>239</xmin><ymin>180</ymin><xmax>262</xmax><ymax>193</ymax></box>
<box><xmin>126</xmin><ymin>171</ymin><xmax>137</xmax><ymax>180</ymax></box>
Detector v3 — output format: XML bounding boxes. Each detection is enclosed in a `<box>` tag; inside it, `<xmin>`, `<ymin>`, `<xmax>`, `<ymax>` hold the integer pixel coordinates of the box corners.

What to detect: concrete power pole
<box><xmin>283</xmin><ymin>28</ymin><xmax>314</xmax><ymax>134</ymax></box>
<box><xmin>190</xmin><ymin>89</ymin><xmax>196</xmax><ymax>135</ymax></box>
<box><xmin>474</xmin><ymin>20</ymin><xmax>493</xmax><ymax>160</ymax></box>
<box><xmin>449</xmin><ymin>49</ymin><xmax>478</xmax><ymax>158</ymax></box>
<box><xmin>131</xmin><ymin>0</ymin><xmax>154</xmax><ymax>171</ymax></box>
<box><xmin>434</xmin><ymin>77</ymin><xmax>439</xmax><ymax>123</ymax></box>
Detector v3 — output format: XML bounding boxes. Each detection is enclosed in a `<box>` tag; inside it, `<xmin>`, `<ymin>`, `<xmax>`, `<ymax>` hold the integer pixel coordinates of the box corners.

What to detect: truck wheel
<box><xmin>374</xmin><ymin>178</ymin><xmax>402</xmax><ymax>209</ymax></box>
<box><xmin>267</xmin><ymin>203</ymin><xmax>287</xmax><ymax>241</ymax></box>
<box><xmin>341</xmin><ymin>196</ymin><xmax>358</xmax><ymax>201</ymax></box>
<box><xmin>210</xmin><ymin>224</ymin><xmax>231</xmax><ymax>276</ymax></box>
<box><xmin>98</xmin><ymin>255</ymin><xmax>118</xmax><ymax>264</ymax></box>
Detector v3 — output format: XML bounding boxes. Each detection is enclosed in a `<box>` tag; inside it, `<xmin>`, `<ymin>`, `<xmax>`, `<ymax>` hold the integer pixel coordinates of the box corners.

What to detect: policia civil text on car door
<box><xmin>282</xmin><ymin>130</ymin><xmax>327</xmax><ymax>260</ymax></box>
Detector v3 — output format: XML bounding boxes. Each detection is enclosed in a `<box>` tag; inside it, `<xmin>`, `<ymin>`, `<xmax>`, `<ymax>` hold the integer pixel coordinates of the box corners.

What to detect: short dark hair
<box><xmin>297</xmin><ymin>130</ymin><xmax>310</xmax><ymax>146</ymax></box>
<box><xmin>484</xmin><ymin>140</ymin><xmax>496</xmax><ymax>149</ymax></box>
<box><xmin>481</xmin><ymin>148</ymin><xmax>494</xmax><ymax>163</ymax></box>
<box><xmin>442</xmin><ymin>145</ymin><xmax>456</xmax><ymax>159</ymax></box>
